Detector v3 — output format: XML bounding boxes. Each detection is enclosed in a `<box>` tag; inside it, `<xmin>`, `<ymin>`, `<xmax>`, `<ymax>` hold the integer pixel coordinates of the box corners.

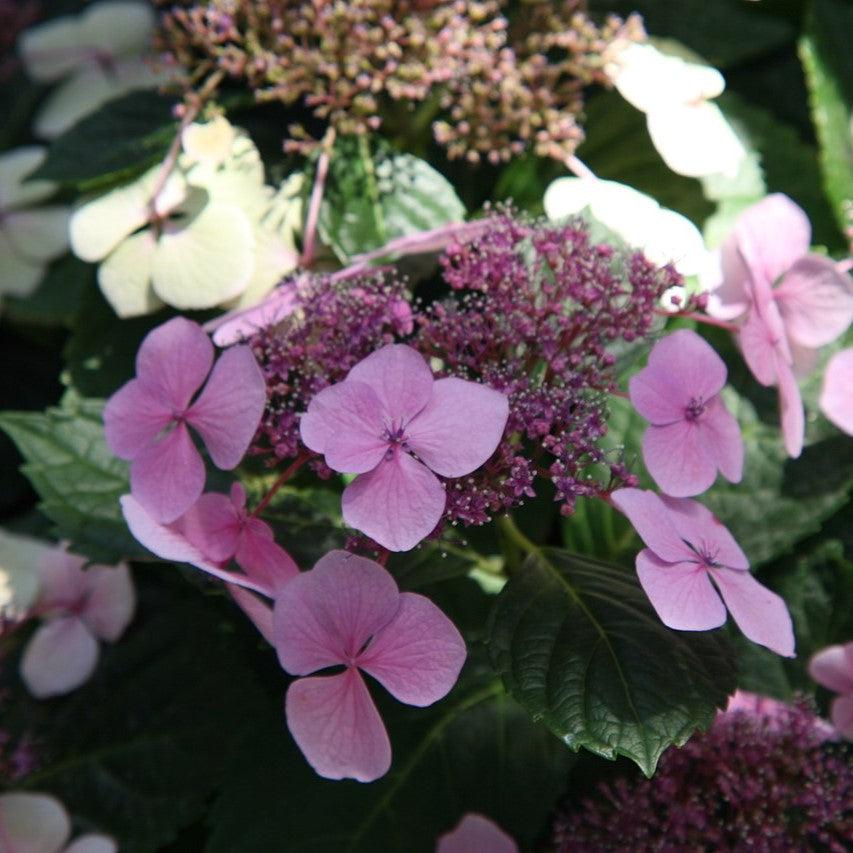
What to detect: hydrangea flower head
<box><xmin>436</xmin><ymin>813</ymin><xmax>518</xmax><ymax>853</ymax></box>
<box><xmin>809</xmin><ymin>642</ymin><xmax>853</xmax><ymax>739</ymax></box>
<box><xmin>104</xmin><ymin>317</ymin><xmax>266</xmax><ymax>523</ymax></box>
<box><xmin>0</xmin><ymin>791</ymin><xmax>116</xmax><ymax>853</ymax></box>
<box><xmin>611</xmin><ymin>488</ymin><xmax>794</xmax><ymax>656</ymax></box>
<box><xmin>20</xmin><ymin>545</ymin><xmax>135</xmax><ymax>699</ymax></box>
<box><xmin>0</xmin><ymin>146</ymin><xmax>69</xmax><ymax>298</ymax></box>
<box><xmin>629</xmin><ymin>330</ymin><xmax>743</xmax><ymax>497</ymax></box>
<box><xmin>300</xmin><ymin>344</ymin><xmax>509</xmax><ymax>551</ymax></box>
<box><xmin>274</xmin><ymin>550</ymin><xmax>466</xmax><ymax>782</ymax></box>
<box><xmin>820</xmin><ymin>348</ymin><xmax>853</xmax><ymax>436</ymax></box>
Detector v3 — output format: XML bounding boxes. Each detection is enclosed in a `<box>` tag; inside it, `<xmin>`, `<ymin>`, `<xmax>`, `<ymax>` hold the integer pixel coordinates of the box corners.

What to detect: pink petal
<box><xmin>820</xmin><ymin>348</ymin><xmax>853</xmax><ymax>435</ymax></box>
<box><xmin>207</xmin><ymin>280</ymin><xmax>301</xmax><ymax>347</ymax></box>
<box><xmin>775</xmin><ymin>256</ymin><xmax>853</xmax><ymax>348</ymax></box>
<box><xmin>0</xmin><ymin>792</ymin><xmax>71</xmax><ymax>853</ymax></box>
<box><xmin>636</xmin><ymin>330</ymin><xmax>728</xmax><ymax>422</ymax></box>
<box><xmin>642</xmin><ymin>420</ymin><xmax>718</xmax><ymax>497</ymax></box>
<box><xmin>135</xmin><ymin>317</ymin><xmax>213</xmax><ymax>411</ymax></box>
<box><xmin>299</xmin><ymin>380</ymin><xmax>388</xmax><ymax>473</ymax></box>
<box><xmin>103</xmin><ymin>378</ymin><xmax>174</xmax><ymax>460</ymax></box>
<box><xmin>130</xmin><ymin>422</ymin><xmax>206</xmax><ymax>523</ymax></box>
<box><xmin>698</xmin><ymin>396</ymin><xmax>744</xmax><ymax>484</ymax></box>
<box><xmin>659</xmin><ymin>496</ymin><xmax>750</xmax><ymax>570</ymax></box>
<box><xmin>342</xmin><ymin>452</ymin><xmax>446</xmax><ymax>552</ymax></box>
<box><xmin>739</xmin><ymin>307</ymin><xmax>783</xmax><ymax>387</ymax></box>
<box><xmin>636</xmin><ymin>550</ymin><xmax>727</xmax><ymax>631</ymax></box>
<box><xmin>181</xmin><ymin>491</ymin><xmax>242</xmax><ymax>562</ymax></box>
<box><xmin>187</xmin><ymin>345</ymin><xmax>266</xmax><ymax>470</ymax></box>
<box><xmin>436</xmin><ymin>813</ymin><xmax>519</xmax><ymax>853</ymax></box>
<box><xmin>346</xmin><ymin>344</ymin><xmax>434</xmax><ymax>425</ymax></box>
<box><xmin>406</xmin><ymin>377</ymin><xmax>508</xmax><ymax>477</ymax></box>
<box><xmin>274</xmin><ymin>549</ymin><xmax>400</xmax><ymax>674</ymax></box>
<box><xmin>731</xmin><ymin>194</ymin><xmax>811</xmax><ymax>290</ymax></box>
<box><xmin>285</xmin><ymin>669</ymin><xmax>392</xmax><ymax>782</ymax></box>
<box><xmin>20</xmin><ymin>616</ymin><xmax>99</xmax><ymax>698</ymax></box>
<box><xmin>808</xmin><ymin>643</ymin><xmax>853</xmax><ymax>694</ymax></box>
<box><xmin>358</xmin><ymin>592</ymin><xmax>466</xmax><ymax>707</ymax></box>
<box><xmin>709</xmin><ymin>567</ymin><xmax>795</xmax><ymax>657</ymax></box>
<box><xmin>228</xmin><ymin>586</ymin><xmax>276</xmax><ymax>646</ymax></box>
<box><xmin>717</xmin><ymin>232</ymin><xmax>753</xmax><ymax>320</ymax></box>
<box><xmin>776</xmin><ymin>355</ymin><xmax>804</xmax><ymax>458</ymax></box>
<box><xmin>234</xmin><ymin>521</ymin><xmax>299</xmax><ymax>592</ymax></box>
<box><xmin>35</xmin><ymin>548</ymin><xmax>87</xmax><ymax>613</ymax></box>
<box><xmin>79</xmin><ymin>563</ymin><xmax>135</xmax><ymax>642</ymax></box>
<box><xmin>610</xmin><ymin>488</ymin><xmax>693</xmax><ymax>563</ymax></box>
<box><xmin>120</xmin><ymin>494</ymin><xmax>273</xmax><ymax>595</ymax></box>
<box><xmin>830</xmin><ymin>695</ymin><xmax>853</xmax><ymax>739</ymax></box>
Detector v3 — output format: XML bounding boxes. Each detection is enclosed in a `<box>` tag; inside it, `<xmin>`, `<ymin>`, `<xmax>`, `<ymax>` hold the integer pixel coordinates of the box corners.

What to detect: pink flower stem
<box><xmin>655</xmin><ymin>308</ymin><xmax>740</xmax><ymax>333</ymax></box>
<box><xmin>836</xmin><ymin>258</ymin><xmax>853</xmax><ymax>274</ymax></box>
<box><xmin>252</xmin><ymin>452</ymin><xmax>311</xmax><ymax>517</ymax></box>
<box><xmin>300</xmin><ymin>128</ymin><xmax>336</xmax><ymax>267</ymax></box>
<box><xmin>565</xmin><ymin>155</ymin><xmax>597</xmax><ymax>180</ymax></box>
<box><xmin>147</xmin><ymin>68</ymin><xmax>225</xmax><ymax>219</ymax></box>
<box><xmin>375</xmin><ymin>548</ymin><xmax>390</xmax><ymax>567</ymax></box>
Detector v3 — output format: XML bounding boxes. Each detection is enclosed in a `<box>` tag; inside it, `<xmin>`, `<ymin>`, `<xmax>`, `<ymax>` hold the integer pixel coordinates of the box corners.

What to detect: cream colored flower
<box><xmin>0</xmin><ymin>147</ymin><xmax>69</xmax><ymax>298</ymax></box>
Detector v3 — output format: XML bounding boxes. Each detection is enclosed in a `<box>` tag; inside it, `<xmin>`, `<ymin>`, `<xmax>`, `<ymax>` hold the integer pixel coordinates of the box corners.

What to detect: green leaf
<box><xmin>703</xmin><ymin>389</ymin><xmax>853</xmax><ymax>567</ymax></box>
<box><xmin>29</xmin><ymin>90</ymin><xmax>176</xmax><ymax>189</ymax></box>
<box><xmin>208</xmin><ymin>663</ymin><xmax>572</xmax><ymax>853</ymax></box>
<box><xmin>318</xmin><ymin>136</ymin><xmax>466</xmax><ymax>262</ymax></box>
<box><xmin>800</xmin><ymin>0</ymin><xmax>853</xmax><ymax>239</ymax></box>
<box><xmin>487</xmin><ymin>547</ymin><xmax>736</xmax><ymax>777</ymax></box>
<box><xmin>0</xmin><ymin>389</ymin><xmax>142</xmax><ymax>563</ymax></box>
<box><xmin>8</xmin><ymin>587</ymin><xmax>267</xmax><ymax>852</ymax></box>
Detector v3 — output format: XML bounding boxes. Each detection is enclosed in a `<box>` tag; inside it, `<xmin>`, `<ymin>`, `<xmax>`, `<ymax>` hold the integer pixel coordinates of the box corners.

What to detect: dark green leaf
<box><xmin>208</xmin><ymin>662</ymin><xmax>571</xmax><ymax>853</ymax></box>
<box><xmin>800</xmin><ymin>0</ymin><xmax>853</xmax><ymax>239</ymax></box>
<box><xmin>487</xmin><ymin>548</ymin><xmax>737</xmax><ymax>777</ymax></box>
<box><xmin>3</xmin><ymin>256</ymin><xmax>94</xmax><ymax>328</ymax></box>
<box><xmin>8</xmin><ymin>588</ymin><xmax>267</xmax><ymax>852</ymax></box>
<box><xmin>29</xmin><ymin>90</ymin><xmax>176</xmax><ymax>188</ymax></box>
<box><xmin>0</xmin><ymin>389</ymin><xmax>142</xmax><ymax>563</ymax></box>
<box><xmin>318</xmin><ymin>136</ymin><xmax>466</xmax><ymax>261</ymax></box>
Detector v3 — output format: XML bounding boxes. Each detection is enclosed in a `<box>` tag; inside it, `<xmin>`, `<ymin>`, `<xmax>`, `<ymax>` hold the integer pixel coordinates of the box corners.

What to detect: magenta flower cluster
<box><xmin>554</xmin><ymin>695</ymin><xmax>853</xmax><ymax>852</ymax></box>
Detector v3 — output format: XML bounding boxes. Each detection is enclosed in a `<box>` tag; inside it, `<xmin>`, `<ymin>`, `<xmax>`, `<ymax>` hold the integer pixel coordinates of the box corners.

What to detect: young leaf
<box><xmin>0</xmin><ymin>389</ymin><xmax>142</xmax><ymax>563</ymax></box>
<box><xmin>29</xmin><ymin>90</ymin><xmax>176</xmax><ymax>189</ymax></box>
<box><xmin>318</xmin><ymin>135</ymin><xmax>466</xmax><ymax>262</ymax></box>
<box><xmin>487</xmin><ymin>548</ymin><xmax>737</xmax><ymax>777</ymax></box>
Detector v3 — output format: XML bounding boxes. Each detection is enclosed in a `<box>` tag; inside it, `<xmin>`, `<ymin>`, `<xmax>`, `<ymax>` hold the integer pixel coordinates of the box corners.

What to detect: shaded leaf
<box><xmin>487</xmin><ymin>548</ymin><xmax>737</xmax><ymax>777</ymax></box>
<box><xmin>3</xmin><ymin>256</ymin><xmax>94</xmax><ymax>328</ymax></box>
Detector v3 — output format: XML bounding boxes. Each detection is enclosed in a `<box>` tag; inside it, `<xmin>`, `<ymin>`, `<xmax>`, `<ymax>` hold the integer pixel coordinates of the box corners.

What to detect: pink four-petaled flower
<box><xmin>274</xmin><ymin>550</ymin><xmax>467</xmax><ymax>781</ymax></box>
<box><xmin>808</xmin><ymin>642</ymin><xmax>853</xmax><ymax>740</ymax></box>
<box><xmin>611</xmin><ymin>488</ymin><xmax>794</xmax><ymax>656</ymax></box>
<box><xmin>436</xmin><ymin>813</ymin><xmax>519</xmax><ymax>853</ymax></box>
<box><xmin>104</xmin><ymin>317</ymin><xmax>266</xmax><ymax>523</ymax></box>
<box><xmin>711</xmin><ymin>194</ymin><xmax>853</xmax><ymax>457</ymax></box>
<box><xmin>819</xmin><ymin>348</ymin><xmax>853</xmax><ymax>436</ymax></box>
<box><xmin>20</xmin><ymin>545</ymin><xmax>135</xmax><ymax>698</ymax></box>
<box><xmin>629</xmin><ymin>329</ymin><xmax>743</xmax><ymax>497</ymax></box>
<box><xmin>300</xmin><ymin>344</ymin><xmax>509</xmax><ymax>551</ymax></box>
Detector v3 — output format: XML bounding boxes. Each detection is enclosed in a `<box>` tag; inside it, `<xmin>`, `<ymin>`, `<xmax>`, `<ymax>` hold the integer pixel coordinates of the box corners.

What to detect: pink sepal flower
<box><xmin>611</xmin><ymin>488</ymin><xmax>795</xmax><ymax>657</ymax></box>
<box><xmin>120</xmin><ymin>491</ymin><xmax>298</xmax><ymax>597</ymax></box>
<box><xmin>274</xmin><ymin>549</ymin><xmax>466</xmax><ymax>782</ymax></box>
<box><xmin>711</xmin><ymin>195</ymin><xmax>853</xmax><ymax>458</ymax></box>
<box><xmin>104</xmin><ymin>317</ymin><xmax>266</xmax><ymax>523</ymax></box>
<box><xmin>436</xmin><ymin>813</ymin><xmax>518</xmax><ymax>853</ymax></box>
<box><xmin>300</xmin><ymin>344</ymin><xmax>509</xmax><ymax>551</ymax></box>
<box><xmin>20</xmin><ymin>546</ymin><xmax>135</xmax><ymax>699</ymax></box>
<box><xmin>819</xmin><ymin>348</ymin><xmax>853</xmax><ymax>436</ymax></box>
<box><xmin>808</xmin><ymin>642</ymin><xmax>853</xmax><ymax>739</ymax></box>
<box><xmin>0</xmin><ymin>792</ymin><xmax>116</xmax><ymax>853</ymax></box>
<box><xmin>629</xmin><ymin>330</ymin><xmax>743</xmax><ymax>496</ymax></box>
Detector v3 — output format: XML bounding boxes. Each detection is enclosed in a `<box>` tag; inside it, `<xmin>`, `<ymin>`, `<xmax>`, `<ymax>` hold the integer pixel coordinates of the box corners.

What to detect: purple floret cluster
<box><xmin>554</xmin><ymin>698</ymin><xmax>853</xmax><ymax>852</ymax></box>
<box><xmin>249</xmin><ymin>212</ymin><xmax>679</xmax><ymax>529</ymax></box>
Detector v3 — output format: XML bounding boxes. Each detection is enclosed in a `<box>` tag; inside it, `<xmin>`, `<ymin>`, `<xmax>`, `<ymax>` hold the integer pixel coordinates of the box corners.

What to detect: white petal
<box><xmin>0</xmin><ymin>147</ymin><xmax>55</xmax><ymax>208</ymax></box>
<box><xmin>647</xmin><ymin>102</ymin><xmax>747</xmax><ymax>178</ymax></box>
<box><xmin>181</xmin><ymin>116</ymin><xmax>237</xmax><ymax>169</ymax></box>
<box><xmin>151</xmin><ymin>201</ymin><xmax>255</xmax><ymax>308</ymax></box>
<box><xmin>69</xmin><ymin>167</ymin><xmax>185</xmax><ymax>262</ymax></box>
<box><xmin>0</xmin><ymin>229</ymin><xmax>45</xmax><ymax>297</ymax></box>
<box><xmin>0</xmin><ymin>792</ymin><xmax>71</xmax><ymax>853</ymax></box>
<box><xmin>543</xmin><ymin>176</ymin><xmax>596</xmax><ymax>220</ymax></box>
<box><xmin>636</xmin><ymin>208</ymin><xmax>710</xmax><ymax>276</ymax></box>
<box><xmin>65</xmin><ymin>835</ymin><xmax>118</xmax><ymax>853</ymax></box>
<box><xmin>0</xmin><ymin>529</ymin><xmax>46</xmax><ymax>620</ymax></box>
<box><xmin>5</xmin><ymin>208</ymin><xmax>70</xmax><ymax>263</ymax></box>
<box><xmin>77</xmin><ymin>1</ymin><xmax>156</xmax><ymax>59</ymax></box>
<box><xmin>228</xmin><ymin>221</ymin><xmax>299</xmax><ymax>309</ymax></box>
<box><xmin>19</xmin><ymin>15</ymin><xmax>89</xmax><ymax>82</ymax></box>
<box><xmin>98</xmin><ymin>229</ymin><xmax>161</xmax><ymax>317</ymax></box>
<box><xmin>20</xmin><ymin>617</ymin><xmax>99</xmax><ymax>698</ymax></box>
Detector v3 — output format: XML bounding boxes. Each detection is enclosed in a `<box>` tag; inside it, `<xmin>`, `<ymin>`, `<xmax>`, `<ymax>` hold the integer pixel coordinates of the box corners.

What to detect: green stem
<box><xmin>358</xmin><ymin>134</ymin><xmax>386</xmax><ymax>245</ymax></box>
<box><xmin>497</xmin><ymin>515</ymin><xmax>540</xmax><ymax>575</ymax></box>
